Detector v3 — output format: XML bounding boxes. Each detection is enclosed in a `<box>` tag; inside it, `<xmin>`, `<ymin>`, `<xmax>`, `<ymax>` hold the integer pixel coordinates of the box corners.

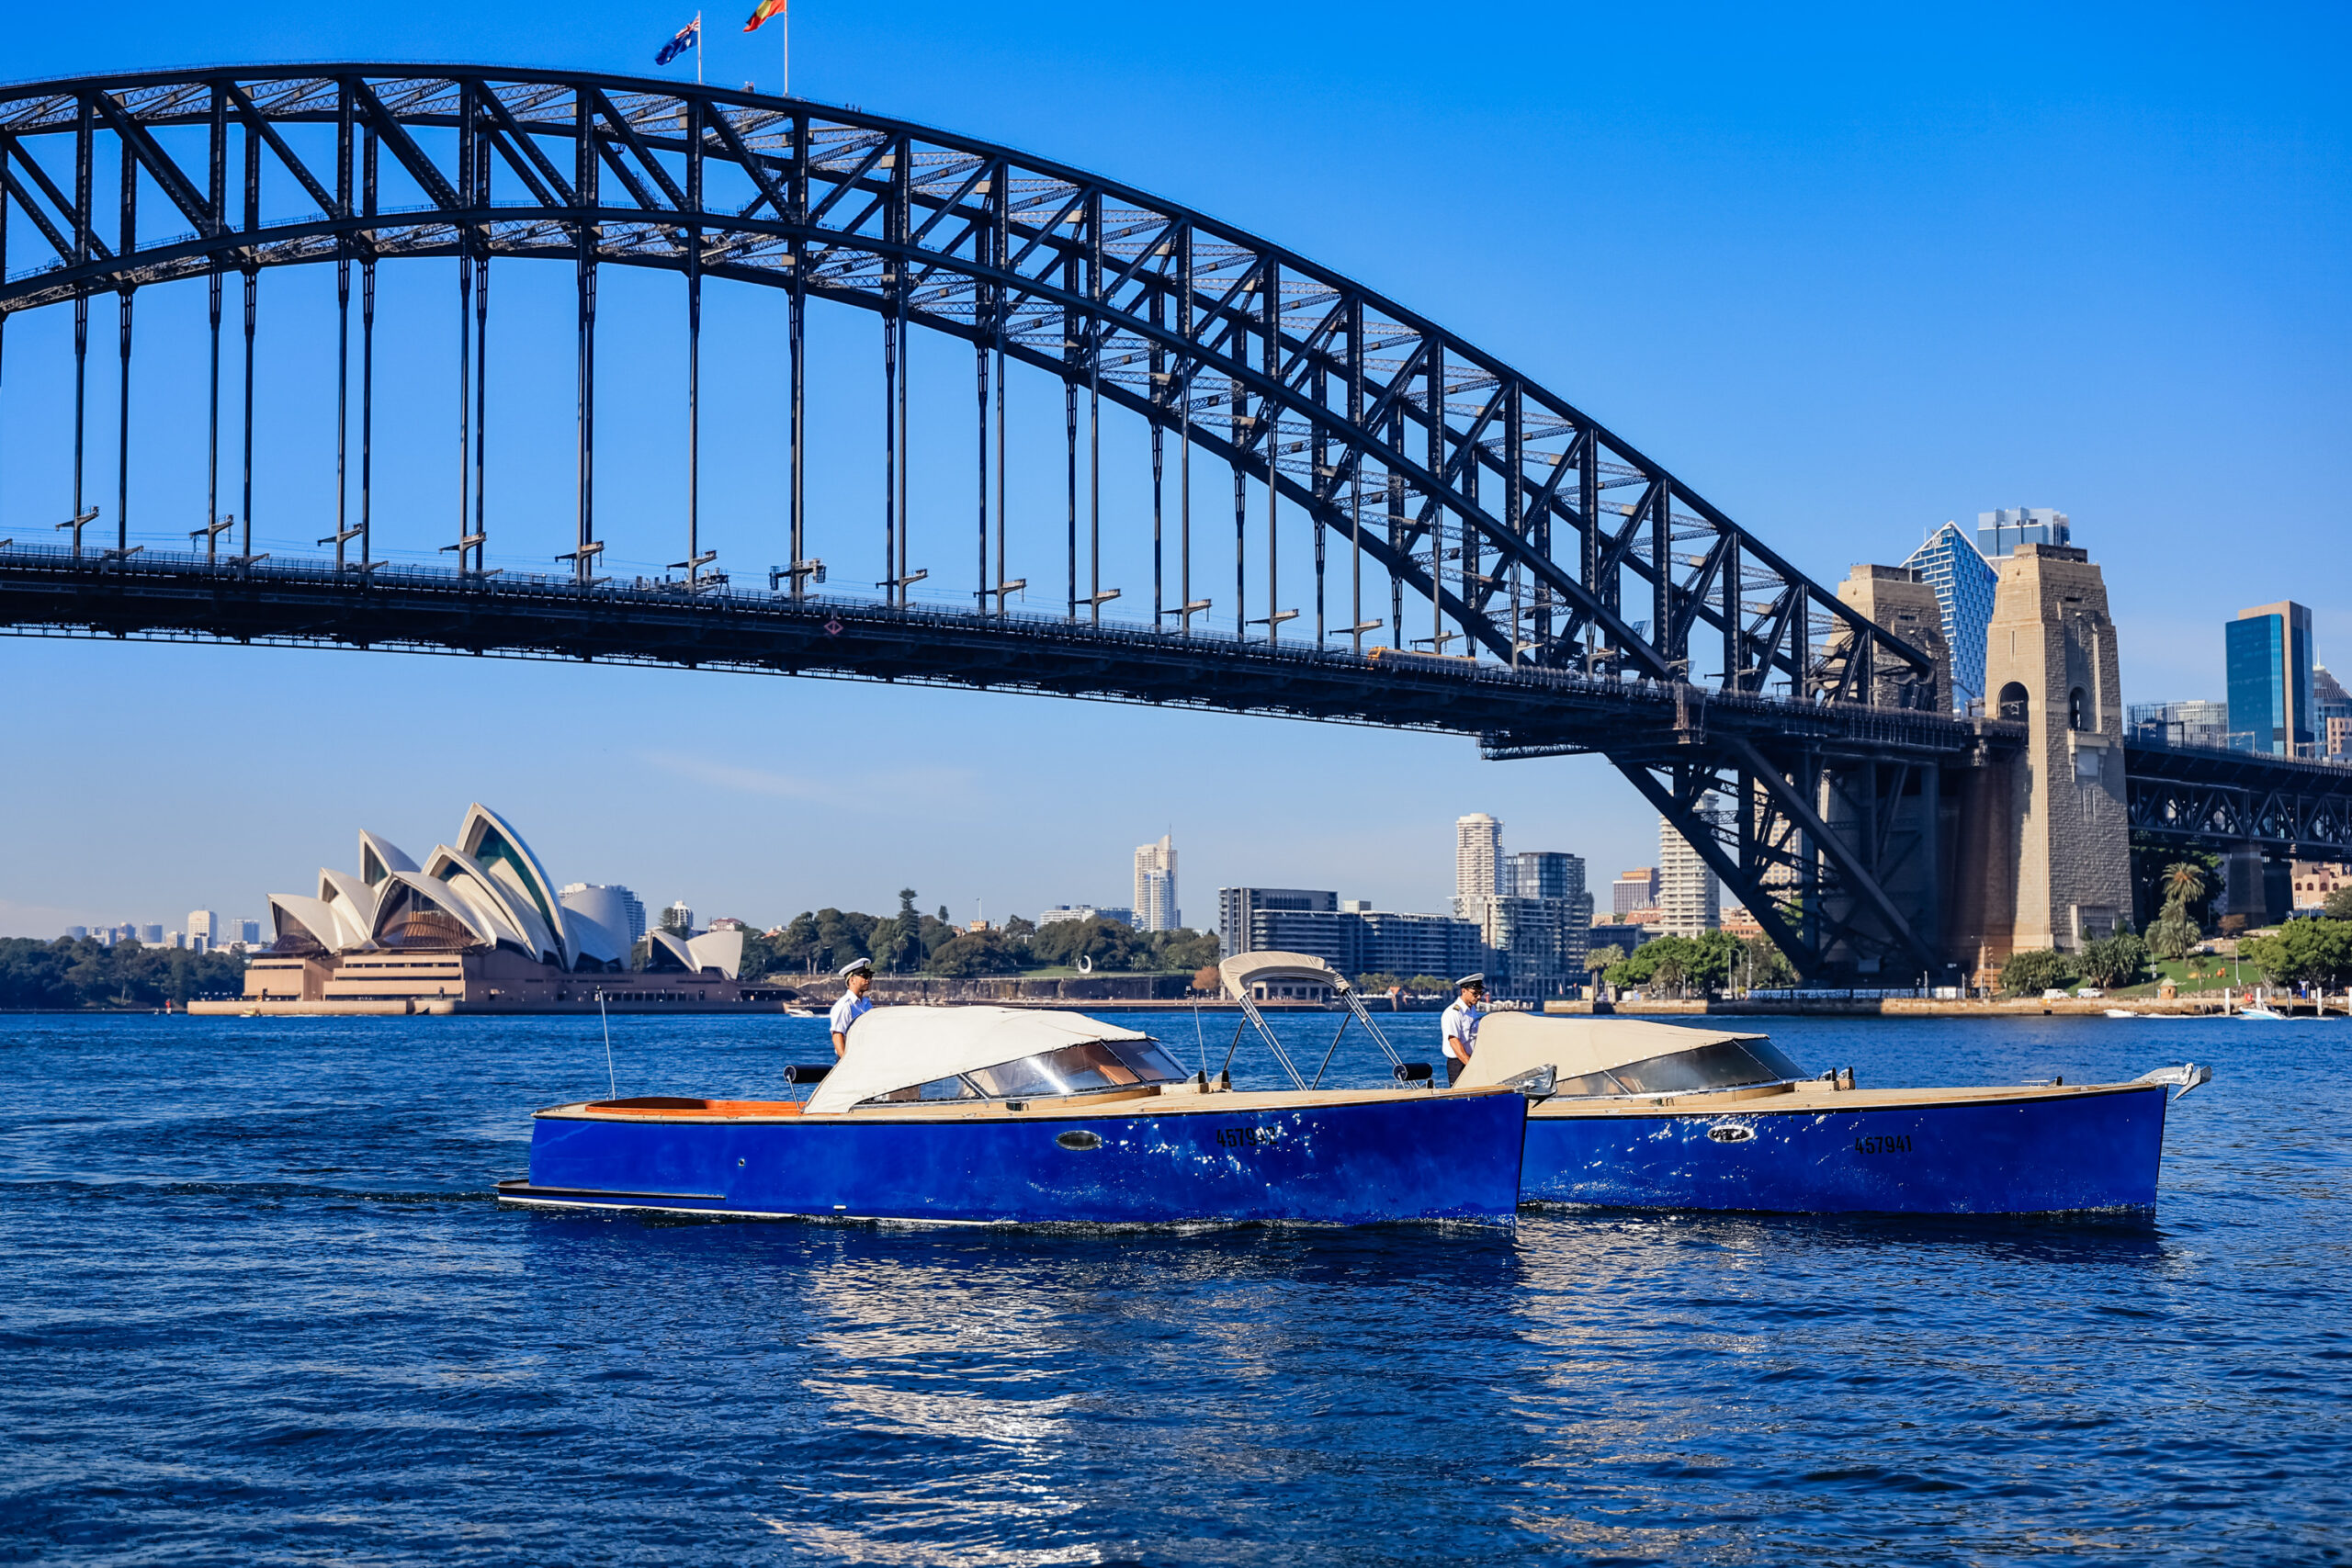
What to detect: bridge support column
<box><xmin>2222</xmin><ymin>843</ymin><xmax>2290</xmax><ymax>927</ymax></box>
<box><xmin>1982</xmin><ymin>543</ymin><xmax>2131</xmax><ymax>961</ymax></box>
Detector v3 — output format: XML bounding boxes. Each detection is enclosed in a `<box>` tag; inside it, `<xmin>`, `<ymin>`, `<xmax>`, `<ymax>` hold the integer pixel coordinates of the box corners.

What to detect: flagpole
<box><xmin>696</xmin><ymin>10</ymin><xmax>704</xmax><ymax>84</ymax></box>
<box><xmin>783</xmin><ymin>3</ymin><xmax>791</xmax><ymax>97</ymax></box>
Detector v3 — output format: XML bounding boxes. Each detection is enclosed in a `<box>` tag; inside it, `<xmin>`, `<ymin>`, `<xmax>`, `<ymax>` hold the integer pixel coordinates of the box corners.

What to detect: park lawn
<box><xmin>2126</xmin><ymin>957</ymin><xmax>2268</xmax><ymax>996</ymax></box>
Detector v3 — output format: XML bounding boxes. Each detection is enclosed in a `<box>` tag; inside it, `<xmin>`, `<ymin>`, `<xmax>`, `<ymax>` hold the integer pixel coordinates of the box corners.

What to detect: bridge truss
<box><xmin>0</xmin><ymin>64</ymin><xmax>1976</xmax><ymax>978</ymax></box>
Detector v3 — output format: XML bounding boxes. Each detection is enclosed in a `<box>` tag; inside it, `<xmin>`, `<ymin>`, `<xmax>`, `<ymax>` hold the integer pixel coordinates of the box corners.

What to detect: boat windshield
<box><xmin>967</xmin><ymin>1040</ymin><xmax>1188</xmax><ymax>1100</ymax></box>
<box><xmin>1553</xmin><ymin>1037</ymin><xmax>1808</xmax><ymax>1097</ymax></box>
<box><xmin>854</xmin><ymin>1038</ymin><xmax>1188</xmax><ymax>1109</ymax></box>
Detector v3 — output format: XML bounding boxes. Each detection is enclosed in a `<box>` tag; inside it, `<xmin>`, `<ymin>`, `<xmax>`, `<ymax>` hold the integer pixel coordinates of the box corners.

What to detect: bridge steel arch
<box><xmin>0</xmin><ymin>64</ymin><xmax>1979</xmax><ymax>980</ymax></box>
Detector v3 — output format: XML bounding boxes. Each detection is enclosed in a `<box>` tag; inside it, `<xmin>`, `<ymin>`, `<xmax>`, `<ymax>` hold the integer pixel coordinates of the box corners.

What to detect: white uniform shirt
<box><xmin>829</xmin><ymin>989</ymin><xmax>872</xmax><ymax>1040</ymax></box>
<box><xmin>1439</xmin><ymin>998</ymin><xmax>1483</xmax><ymax>1061</ymax></box>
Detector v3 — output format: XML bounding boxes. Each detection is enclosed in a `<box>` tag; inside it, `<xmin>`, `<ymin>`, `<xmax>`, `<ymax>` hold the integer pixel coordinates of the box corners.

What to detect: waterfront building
<box><xmin>2226</xmin><ymin>601</ymin><xmax>2315</xmax><ymax>758</ymax></box>
<box><xmin>1611</xmin><ymin>867</ymin><xmax>1658</xmax><ymax>918</ymax></box>
<box><xmin>1657</xmin><ymin>807</ymin><xmax>1722</xmax><ymax>936</ymax></box>
<box><xmin>1976</xmin><ymin>507</ymin><xmax>2071</xmax><ymax>559</ymax></box>
<box><xmin>2128</xmin><ymin>699</ymin><xmax>2233</xmax><ymax>751</ymax></box>
<box><xmin>2291</xmin><ymin>860</ymin><xmax>2352</xmax><ymax>910</ymax></box>
<box><xmin>1587</xmin><ymin>920</ymin><xmax>1652</xmax><ymax>958</ymax></box>
<box><xmin>1454</xmin><ymin>814</ymin><xmax>1502</xmax><ymax>909</ymax></box>
<box><xmin>1721</xmin><ymin>905</ymin><xmax>1764</xmax><ymax>940</ymax></box>
<box><xmin>1360</xmin><ymin>910</ymin><xmax>1483</xmax><ymax>979</ymax></box>
<box><xmin>1133</xmin><ymin>835</ymin><xmax>1180</xmax><ymax>931</ymax></box>
<box><xmin>1039</xmin><ymin>903</ymin><xmax>1136</xmax><ymax>927</ymax></box>
<box><xmin>243</xmin><ymin>804</ymin><xmax>748</xmax><ymax>1008</ymax></box>
<box><xmin>1218</xmin><ymin>887</ymin><xmax>1338</xmax><ymax>956</ymax></box>
<box><xmin>1900</xmin><ymin>523</ymin><xmax>1999</xmax><ymax>710</ymax></box>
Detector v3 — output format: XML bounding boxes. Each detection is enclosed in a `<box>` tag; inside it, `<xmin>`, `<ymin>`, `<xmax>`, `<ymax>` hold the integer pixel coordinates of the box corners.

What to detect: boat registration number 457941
<box><xmin>1855</xmin><ymin>1134</ymin><xmax>1914</xmax><ymax>1155</ymax></box>
<box><xmin>1216</xmin><ymin>1125</ymin><xmax>1282</xmax><ymax>1149</ymax></box>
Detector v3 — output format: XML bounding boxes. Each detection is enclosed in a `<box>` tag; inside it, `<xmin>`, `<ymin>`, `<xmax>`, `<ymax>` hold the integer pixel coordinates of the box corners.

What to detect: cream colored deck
<box><xmin>1528</xmin><ymin>1077</ymin><xmax>2159</xmax><ymax>1119</ymax></box>
<box><xmin>538</xmin><ymin>1084</ymin><xmax>1516</xmax><ymax>1122</ymax></box>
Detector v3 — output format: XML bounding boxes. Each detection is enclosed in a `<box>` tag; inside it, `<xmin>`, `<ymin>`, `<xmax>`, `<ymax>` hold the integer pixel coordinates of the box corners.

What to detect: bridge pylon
<box><xmin>1968</xmin><ymin>543</ymin><xmax>2131</xmax><ymax>973</ymax></box>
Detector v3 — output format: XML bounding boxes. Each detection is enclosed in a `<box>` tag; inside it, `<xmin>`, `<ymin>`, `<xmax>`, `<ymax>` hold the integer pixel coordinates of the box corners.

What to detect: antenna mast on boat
<box><xmin>598</xmin><ymin>988</ymin><xmax>616</xmax><ymax>1099</ymax></box>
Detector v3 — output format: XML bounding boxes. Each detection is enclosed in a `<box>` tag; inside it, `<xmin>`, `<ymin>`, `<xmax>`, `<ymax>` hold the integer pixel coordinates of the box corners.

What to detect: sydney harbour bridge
<box><xmin>1</xmin><ymin>65</ymin><xmax>2344</xmax><ymax>980</ymax></box>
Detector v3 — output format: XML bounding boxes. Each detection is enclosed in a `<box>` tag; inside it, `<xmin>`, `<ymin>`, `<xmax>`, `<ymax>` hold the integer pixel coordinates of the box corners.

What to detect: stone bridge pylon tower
<box><xmin>1974</xmin><ymin>543</ymin><xmax>2132</xmax><ymax>965</ymax></box>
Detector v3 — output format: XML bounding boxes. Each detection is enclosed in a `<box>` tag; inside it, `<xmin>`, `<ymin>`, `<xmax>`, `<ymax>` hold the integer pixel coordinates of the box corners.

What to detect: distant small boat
<box><xmin>1458</xmin><ymin>1014</ymin><xmax>2211</xmax><ymax>1215</ymax></box>
<box><xmin>499</xmin><ymin>1005</ymin><xmax>1527</xmax><ymax>1225</ymax></box>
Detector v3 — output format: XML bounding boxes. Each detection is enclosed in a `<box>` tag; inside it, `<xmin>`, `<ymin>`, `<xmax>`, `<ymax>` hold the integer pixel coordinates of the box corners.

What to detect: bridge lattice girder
<box><xmin>0</xmin><ymin>63</ymin><xmax>1940</xmax><ymax>702</ymax></box>
<box><xmin>2124</xmin><ymin>744</ymin><xmax>2352</xmax><ymax>857</ymax></box>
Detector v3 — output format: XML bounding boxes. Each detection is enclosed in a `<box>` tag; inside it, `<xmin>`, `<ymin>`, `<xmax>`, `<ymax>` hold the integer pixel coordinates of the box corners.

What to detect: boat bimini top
<box><xmin>1453</xmin><ymin>1013</ymin><xmax>1809</xmax><ymax>1099</ymax></box>
<box><xmin>805</xmin><ymin>1006</ymin><xmax>1190</xmax><ymax>1113</ymax></box>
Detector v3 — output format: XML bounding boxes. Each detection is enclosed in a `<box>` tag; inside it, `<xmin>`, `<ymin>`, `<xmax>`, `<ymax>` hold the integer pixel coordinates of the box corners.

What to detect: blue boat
<box><xmin>1453</xmin><ymin>1014</ymin><xmax>2212</xmax><ymax>1214</ymax></box>
<box><xmin>498</xmin><ymin>1006</ymin><xmax>1528</xmax><ymax>1225</ymax></box>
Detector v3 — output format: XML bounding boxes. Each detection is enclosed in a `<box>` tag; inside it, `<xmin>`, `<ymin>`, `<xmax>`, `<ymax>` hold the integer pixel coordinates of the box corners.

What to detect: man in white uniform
<box><xmin>830</xmin><ymin>957</ymin><xmax>875</xmax><ymax>1056</ymax></box>
<box><xmin>1439</xmin><ymin>973</ymin><xmax>1485</xmax><ymax>1088</ymax></box>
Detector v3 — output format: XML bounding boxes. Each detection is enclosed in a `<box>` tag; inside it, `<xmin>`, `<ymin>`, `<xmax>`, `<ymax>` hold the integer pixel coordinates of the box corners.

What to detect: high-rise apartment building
<box><xmin>664</xmin><ymin>899</ymin><xmax>695</xmax><ymax>935</ymax></box>
<box><xmin>1454</xmin><ymin>814</ymin><xmax>1502</xmax><ymax>910</ymax></box>
<box><xmin>2226</xmin><ymin>600</ymin><xmax>2315</xmax><ymax>758</ymax></box>
<box><xmin>1218</xmin><ymin>887</ymin><xmax>1340</xmax><ymax>957</ymax></box>
<box><xmin>1611</xmin><ymin>867</ymin><xmax>1659</xmax><ymax>917</ymax></box>
<box><xmin>1657</xmin><ymin>809</ymin><xmax>1722</xmax><ymax>936</ymax></box>
<box><xmin>1976</xmin><ymin>507</ymin><xmax>2071</xmax><ymax>559</ymax></box>
<box><xmin>1901</xmin><ymin>522</ymin><xmax>1998</xmax><ymax>710</ymax></box>
<box><xmin>1133</xmin><ymin>835</ymin><xmax>1180</xmax><ymax>931</ymax></box>
<box><xmin>187</xmin><ymin>910</ymin><xmax>220</xmax><ymax>953</ymax></box>
<box><xmin>1505</xmin><ymin>851</ymin><xmax>1580</xmax><ymax>901</ymax></box>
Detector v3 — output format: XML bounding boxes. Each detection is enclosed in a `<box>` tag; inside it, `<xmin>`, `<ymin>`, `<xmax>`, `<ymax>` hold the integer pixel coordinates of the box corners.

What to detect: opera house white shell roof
<box><xmin>265</xmin><ymin>804</ymin><xmax>739</xmax><ymax>978</ymax></box>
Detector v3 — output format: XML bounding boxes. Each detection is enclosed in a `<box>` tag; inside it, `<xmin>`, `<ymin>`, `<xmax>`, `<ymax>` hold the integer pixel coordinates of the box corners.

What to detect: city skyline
<box><xmin>5</xmin><ymin>3</ymin><xmax>2347</xmax><ymax>938</ymax></box>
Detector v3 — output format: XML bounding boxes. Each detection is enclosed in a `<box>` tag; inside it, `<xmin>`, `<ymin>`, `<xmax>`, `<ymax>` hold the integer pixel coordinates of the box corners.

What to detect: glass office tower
<box><xmin>2225</xmin><ymin>601</ymin><xmax>2314</xmax><ymax>757</ymax></box>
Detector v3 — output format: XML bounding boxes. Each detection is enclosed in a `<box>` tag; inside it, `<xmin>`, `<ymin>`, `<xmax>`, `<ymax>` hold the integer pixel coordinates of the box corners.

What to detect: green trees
<box><xmin>1999</xmin><ymin>948</ymin><xmax>2075</xmax><ymax>996</ymax></box>
<box><xmin>1602</xmin><ymin>931</ymin><xmax>1744</xmax><ymax>997</ymax></box>
<box><xmin>2076</xmin><ymin>932</ymin><xmax>2150</xmax><ymax>989</ymax></box>
<box><xmin>2324</xmin><ymin>886</ymin><xmax>2352</xmax><ymax>921</ymax></box>
<box><xmin>746</xmin><ymin>904</ymin><xmax>1220</xmax><ymax>981</ymax></box>
<box><xmin>2241</xmin><ymin>919</ymin><xmax>2352</xmax><ymax>988</ymax></box>
<box><xmin>0</xmin><ymin>937</ymin><xmax>247</xmax><ymax>1009</ymax></box>
<box><xmin>2145</xmin><ymin>861</ymin><xmax>2207</xmax><ymax>961</ymax></box>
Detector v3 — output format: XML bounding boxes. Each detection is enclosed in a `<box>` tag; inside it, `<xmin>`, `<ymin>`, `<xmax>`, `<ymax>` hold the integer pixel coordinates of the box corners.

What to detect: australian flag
<box><xmin>655</xmin><ymin>18</ymin><xmax>700</xmax><ymax>66</ymax></box>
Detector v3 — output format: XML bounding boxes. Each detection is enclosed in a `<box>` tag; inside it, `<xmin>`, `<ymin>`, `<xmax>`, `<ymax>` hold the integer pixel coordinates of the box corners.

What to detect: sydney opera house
<box><xmin>233</xmin><ymin>804</ymin><xmax>755</xmax><ymax>1011</ymax></box>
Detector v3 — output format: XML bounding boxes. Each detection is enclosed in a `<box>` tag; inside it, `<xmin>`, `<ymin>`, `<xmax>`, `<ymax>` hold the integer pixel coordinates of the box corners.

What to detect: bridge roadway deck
<box><xmin>0</xmin><ymin>547</ymin><xmax>1997</xmax><ymax>763</ymax></box>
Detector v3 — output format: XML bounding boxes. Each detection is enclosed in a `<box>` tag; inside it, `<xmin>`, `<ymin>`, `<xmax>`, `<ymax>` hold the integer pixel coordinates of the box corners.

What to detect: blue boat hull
<box><xmin>504</xmin><ymin>1089</ymin><xmax>1528</xmax><ymax>1225</ymax></box>
<box><xmin>1522</xmin><ymin>1084</ymin><xmax>2169</xmax><ymax>1214</ymax></box>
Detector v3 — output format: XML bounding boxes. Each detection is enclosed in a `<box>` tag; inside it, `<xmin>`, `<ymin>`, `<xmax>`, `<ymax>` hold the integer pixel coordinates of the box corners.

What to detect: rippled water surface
<box><xmin>1</xmin><ymin>1010</ymin><xmax>2345</xmax><ymax>1564</ymax></box>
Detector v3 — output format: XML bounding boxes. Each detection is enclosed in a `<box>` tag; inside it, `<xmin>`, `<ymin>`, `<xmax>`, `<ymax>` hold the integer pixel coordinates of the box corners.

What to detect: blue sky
<box><xmin>3</xmin><ymin>2</ymin><xmax>2347</xmax><ymax>936</ymax></box>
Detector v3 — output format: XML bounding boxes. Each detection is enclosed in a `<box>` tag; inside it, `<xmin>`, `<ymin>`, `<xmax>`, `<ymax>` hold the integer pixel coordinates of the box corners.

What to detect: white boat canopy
<box><xmin>1453</xmin><ymin>1013</ymin><xmax>1781</xmax><ymax>1091</ymax></box>
<box><xmin>1217</xmin><ymin>950</ymin><xmax>1346</xmax><ymax>998</ymax></box>
<box><xmin>805</xmin><ymin>1006</ymin><xmax>1157</xmax><ymax>1114</ymax></box>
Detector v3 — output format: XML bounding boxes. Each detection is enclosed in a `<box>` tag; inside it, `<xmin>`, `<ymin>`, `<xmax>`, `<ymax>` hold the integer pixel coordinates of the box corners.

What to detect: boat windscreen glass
<box><xmin>1559</xmin><ymin>1038</ymin><xmax>1809</xmax><ymax>1097</ymax></box>
<box><xmin>965</xmin><ymin>1039</ymin><xmax>1185</xmax><ymax>1100</ymax></box>
<box><xmin>855</xmin><ymin>1075</ymin><xmax>983</xmax><ymax>1108</ymax></box>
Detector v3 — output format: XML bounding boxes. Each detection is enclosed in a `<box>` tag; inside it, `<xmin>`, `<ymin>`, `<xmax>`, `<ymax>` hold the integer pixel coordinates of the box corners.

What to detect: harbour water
<box><xmin>0</xmin><ymin>1010</ymin><xmax>2343</xmax><ymax>1563</ymax></box>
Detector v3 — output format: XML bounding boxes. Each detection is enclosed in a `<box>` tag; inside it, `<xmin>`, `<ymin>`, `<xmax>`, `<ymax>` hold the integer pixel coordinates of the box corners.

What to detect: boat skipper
<box><xmin>830</xmin><ymin>957</ymin><xmax>876</xmax><ymax>1057</ymax></box>
<box><xmin>1440</xmin><ymin>974</ymin><xmax>1486</xmax><ymax>1087</ymax></box>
